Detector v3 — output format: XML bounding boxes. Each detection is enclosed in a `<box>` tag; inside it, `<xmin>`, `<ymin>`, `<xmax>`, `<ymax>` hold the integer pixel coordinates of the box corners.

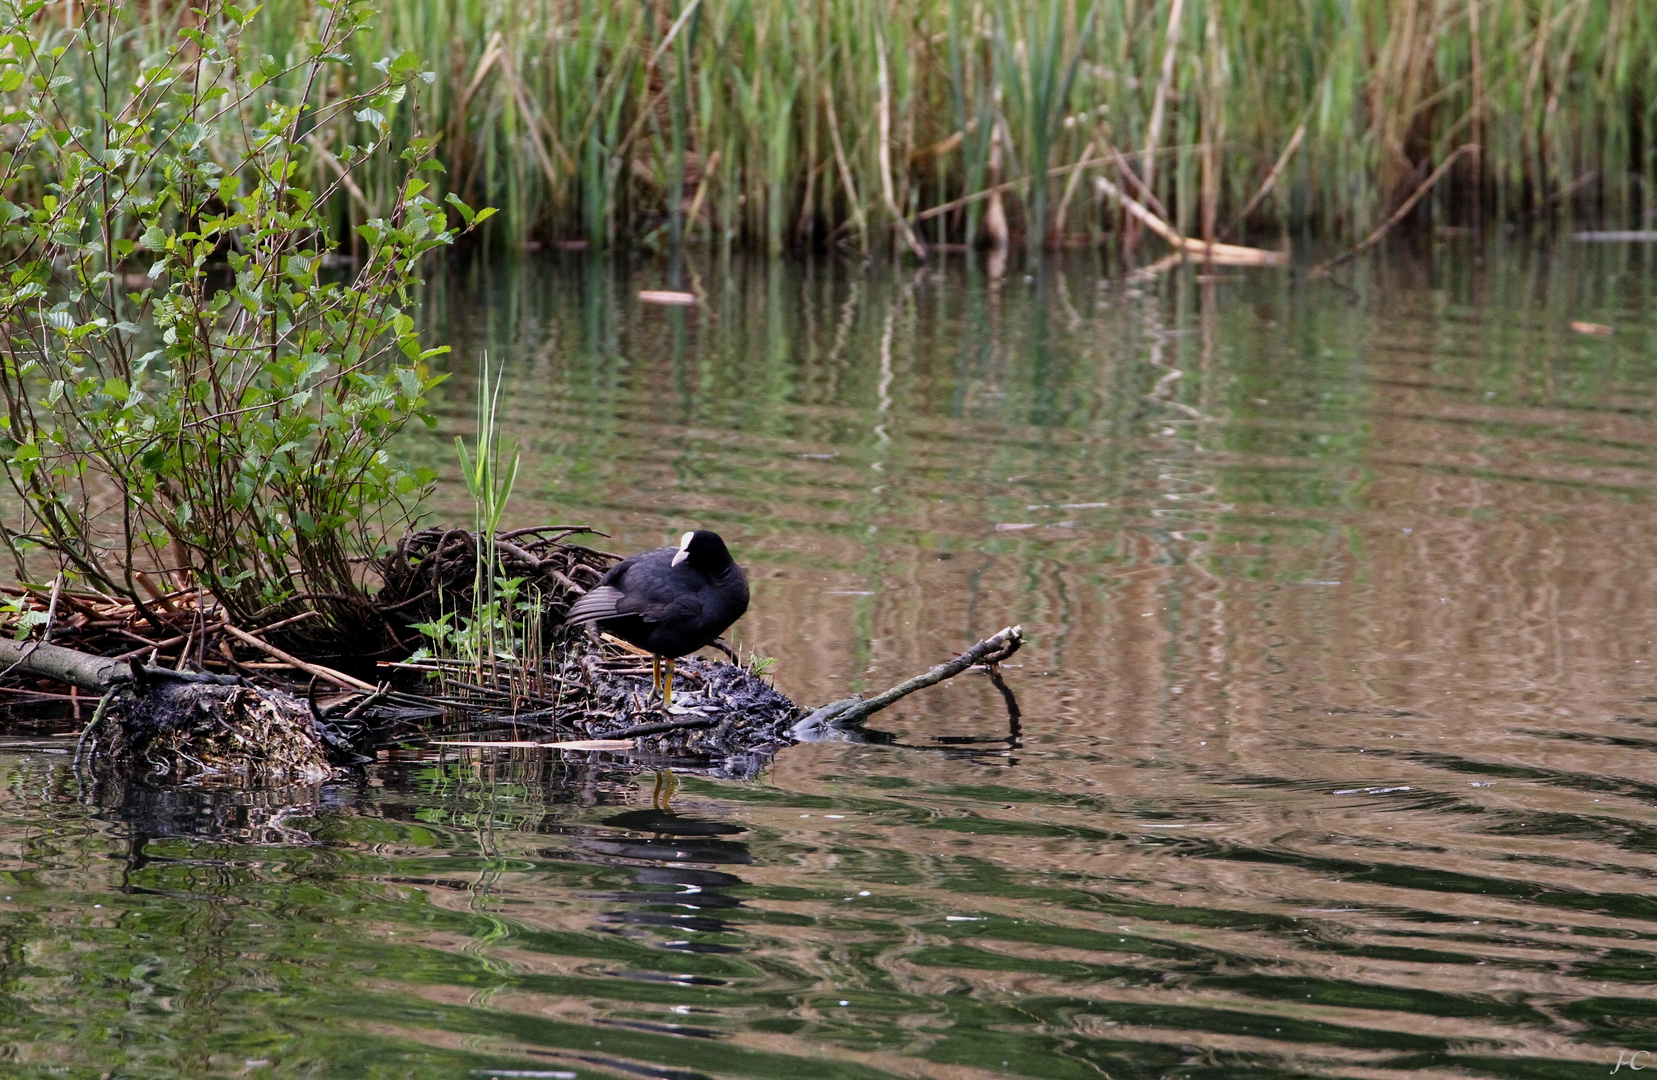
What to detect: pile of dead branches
<box><xmin>0</xmin><ymin>524</ymin><xmax>618</xmax><ymax>697</ymax></box>
<box><xmin>0</xmin><ymin>526</ymin><xmax>1025</xmax><ymax>784</ymax></box>
<box><xmin>390</xmin><ymin>642</ymin><xmax>801</xmax><ymax>762</ymax></box>
<box><xmin>0</xmin><ymin>578</ymin><xmax>368</xmax><ymax>698</ymax></box>
<box><xmin>373</xmin><ymin>525</ymin><xmax>617</xmax><ymax>650</ymax></box>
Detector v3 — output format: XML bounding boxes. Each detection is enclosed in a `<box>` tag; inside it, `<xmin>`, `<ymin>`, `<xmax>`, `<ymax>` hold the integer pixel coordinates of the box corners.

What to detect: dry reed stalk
<box><xmin>1095</xmin><ymin>175</ymin><xmax>1285</xmax><ymax>265</ymax></box>
<box><xmin>1468</xmin><ymin>0</ymin><xmax>1485</xmax><ymax>182</ymax></box>
<box><xmin>685</xmin><ymin>148</ymin><xmax>720</xmax><ymax>231</ymax></box>
<box><xmin>823</xmin><ymin>87</ymin><xmax>868</xmax><ymax>249</ymax></box>
<box><xmin>1314</xmin><ymin>142</ymin><xmax>1480</xmax><ymax>273</ymax></box>
<box><xmin>1105</xmin><ymin>140</ymin><xmax>1173</xmax><ymax>226</ymax></box>
<box><xmin>1051</xmin><ymin>137</ymin><xmax>1098</xmax><ymax>243</ymax></box>
<box><xmin>1543</xmin><ymin>0</ymin><xmax>1592</xmax><ymax>189</ymax></box>
<box><xmin>454</xmin><ymin>30</ymin><xmax>505</xmax><ymax>119</ymax></box>
<box><xmin>499</xmin><ymin>49</ymin><xmax>562</xmax><ymax>191</ymax></box>
<box><xmin>649</xmin><ymin>0</ymin><xmax>703</xmax><ymax>68</ymax></box>
<box><xmin>1224</xmin><ymin>118</ymin><xmax>1307</xmax><ymax>237</ymax></box>
<box><xmin>915</xmin><ymin>146</ymin><xmax>1199</xmax><ymax>222</ymax></box>
<box><xmin>1200</xmin><ymin>6</ymin><xmax>1223</xmax><ymax>245</ymax></box>
<box><xmin>1371</xmin><ymin>0</ymin><xmax>1436</xmax><ymax>193</ymax></box>
<box><xmin>984</xmin><ymin>113</ymin><xmax>1009</xmax><ymax>252</ymax></box>
<box><xmin>876</xmin><ymin>28</ymin><xmax>927</xmax><ymax>259</ymax></box>
<box><xmin>1140</xmin><ymin>0</ymin><xmax>1186</xmax><ymax>200</ymax></box>
<box><xmin>915</xmin><ymin>127</ymin><xmax>968</xmax><ymax>163</ymax></box>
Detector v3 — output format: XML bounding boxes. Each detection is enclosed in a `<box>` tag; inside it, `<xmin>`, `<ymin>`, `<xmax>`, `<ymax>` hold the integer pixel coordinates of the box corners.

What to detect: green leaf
<box><xmin>444</xmin><ymin>192</ymin><xmax>475</xmax><ymax>225</ymax></box>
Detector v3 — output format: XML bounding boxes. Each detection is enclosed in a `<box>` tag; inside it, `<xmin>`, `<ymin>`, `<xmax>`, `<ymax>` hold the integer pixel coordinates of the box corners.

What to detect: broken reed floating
<box><xmin>14</xmin><ymin>0</ymin><xmax>1640</xmax><ymax>255</ymax></box>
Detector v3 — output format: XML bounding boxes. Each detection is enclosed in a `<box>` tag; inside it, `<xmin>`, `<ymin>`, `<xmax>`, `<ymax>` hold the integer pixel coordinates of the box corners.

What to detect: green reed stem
<box><xmin>14</xmin><ymin>0</ymin><xmax>1654</xmax><ymax>253</ymax></box>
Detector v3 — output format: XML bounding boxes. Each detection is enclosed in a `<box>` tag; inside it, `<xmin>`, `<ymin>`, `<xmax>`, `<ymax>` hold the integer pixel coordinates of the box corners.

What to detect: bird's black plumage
<box><xmin>564</xmin><ymin>530</ymin><xmax>749</xmax><ymax>659</ymax></box>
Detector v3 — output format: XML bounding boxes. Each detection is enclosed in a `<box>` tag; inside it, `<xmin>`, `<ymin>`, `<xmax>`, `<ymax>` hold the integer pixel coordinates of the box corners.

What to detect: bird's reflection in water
<box><xmin>564</xmin><ymin>809</ymin><xmax>749</xmax><ymax>1072</ymax></box>
<box><xmin>580</xmin><ymin>808</ymin><xmax>753</xmax><ymax>955</ymax></box>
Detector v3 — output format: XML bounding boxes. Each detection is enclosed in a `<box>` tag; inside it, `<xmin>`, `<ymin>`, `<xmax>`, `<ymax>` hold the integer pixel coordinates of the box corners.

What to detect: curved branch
<box><xmin>792</xmin><ymin>625</ymin><xmax>1024</xmax><ymax>734</ymax></box>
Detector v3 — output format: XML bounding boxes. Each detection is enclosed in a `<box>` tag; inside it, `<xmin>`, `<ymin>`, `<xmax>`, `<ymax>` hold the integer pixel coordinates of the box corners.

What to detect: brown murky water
<box><xmin>2</xmin><ymin>244</ymin><xmax>1656</xmax><ymax>1078</ymax></box>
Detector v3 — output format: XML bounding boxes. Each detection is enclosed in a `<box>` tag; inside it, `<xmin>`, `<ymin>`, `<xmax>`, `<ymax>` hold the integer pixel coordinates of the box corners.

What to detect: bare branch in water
<box><xmin>794</xmin><ymin>625</ymin><xmax>1024</xmax><ymax>733</ymax></box>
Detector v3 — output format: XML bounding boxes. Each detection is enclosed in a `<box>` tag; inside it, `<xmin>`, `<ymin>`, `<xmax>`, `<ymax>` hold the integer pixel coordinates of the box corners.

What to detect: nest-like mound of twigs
<box><xmin>88</xmin><ymin>670</ymin><xmax>332</xmax><ymax>785</ymax></box>
<box><xmin>0</xmin><ymin>526</ymin><xmax>621</xmax><ymax>684</ymax></box>
<box><xmin>393</xmin><ymin>639</ymin><xmax>800</xmax><ymax>766</ymax></box>
<box><xmin>0</xmin><ymin>525</ymin><xmax>802</xmax><ymax>779</ymax></box>
<box><xmin>372</xmin><ymin>525</ymin><xmax>616</xmax><ymax>650</ymax></box>
<box><xmin>0</xmin><ymin>525</ymin><xmax>1022</xmax><ymax>787</ymax></box>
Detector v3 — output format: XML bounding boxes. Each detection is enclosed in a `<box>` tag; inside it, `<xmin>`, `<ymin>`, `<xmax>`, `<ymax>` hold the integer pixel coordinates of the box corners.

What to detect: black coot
<box><xmin>563</xmin><ymin>530</ymin><xmax>749</xmax><ymax>707</ymax></box>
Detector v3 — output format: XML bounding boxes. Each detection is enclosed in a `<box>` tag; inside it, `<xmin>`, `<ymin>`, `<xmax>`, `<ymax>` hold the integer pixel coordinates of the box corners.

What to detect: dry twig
<box><xmin>221</xmin><ymin>623</ymin><xmax>376</xmax><ymax>692</ymax></box>
<box><xmin>794</xmin><ymin>625</ymin><xmax>1024</xmax><ymax>731</ymax></box>
<box><xmin>1313</xmin><ymin>144</ymin><xmax>1479</xmax><ymax>275</ymax></box>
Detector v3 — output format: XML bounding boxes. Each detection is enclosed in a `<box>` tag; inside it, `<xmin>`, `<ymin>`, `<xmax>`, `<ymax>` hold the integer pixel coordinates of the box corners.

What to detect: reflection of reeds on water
<box><xmin>2</xmin><ymin>252</ymin><xmax>1654</xmax><ymax>1078</ymax></box>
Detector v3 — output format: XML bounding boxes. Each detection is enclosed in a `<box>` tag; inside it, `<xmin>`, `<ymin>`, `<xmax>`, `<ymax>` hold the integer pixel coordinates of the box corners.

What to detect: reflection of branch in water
<box><xmin>929</xmin><ymin>665</ymin><xmax>1021</xmax><ymax>753</ymax></box>
<box><xmin>801</xmin><ymin>666</ymin><xmax>1023</xmax><ymax>764</ymax></box>
<box><xmin>987</xmin><ymin>665</ymin><xmax>1023</xmax><ymax>744</ymax></box>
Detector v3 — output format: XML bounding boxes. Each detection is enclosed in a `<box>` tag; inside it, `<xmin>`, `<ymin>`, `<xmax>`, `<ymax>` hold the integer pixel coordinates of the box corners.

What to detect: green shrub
<box><xmin>0</xmin><ymin>0</ymin><xmax>486</xmax><ymax>641</ymax></box>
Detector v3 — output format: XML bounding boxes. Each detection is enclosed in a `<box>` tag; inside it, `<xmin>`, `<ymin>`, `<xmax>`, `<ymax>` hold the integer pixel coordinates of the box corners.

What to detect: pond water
<box><xmin>4</xmin><ymin>243</ymin><xmax>1657</xmax><ymax>1078</ymax></box>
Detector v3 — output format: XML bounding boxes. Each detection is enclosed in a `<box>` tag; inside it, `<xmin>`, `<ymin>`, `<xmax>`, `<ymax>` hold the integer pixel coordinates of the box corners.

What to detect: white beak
<box><xmin>670</xmin><ymin>531</ymin><xmax>693</xmax><ymax>567</ymax></box>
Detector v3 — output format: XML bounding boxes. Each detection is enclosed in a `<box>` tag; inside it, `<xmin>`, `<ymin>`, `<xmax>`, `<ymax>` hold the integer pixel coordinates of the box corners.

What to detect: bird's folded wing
<box><xmin>563</xmin><ymin>585</ymin><xmax>627</xmax><ymax>625</ymax></box>
<box><xmin>566</xmin><ymin>583</ymin><xmax>693</xmax><ymax>625</ymax></box>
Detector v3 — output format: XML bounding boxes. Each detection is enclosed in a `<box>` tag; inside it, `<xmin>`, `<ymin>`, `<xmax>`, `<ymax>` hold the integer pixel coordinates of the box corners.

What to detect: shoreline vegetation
<box><xmin>0</xmin><ymin>0</ymin><xmax>1027</xmax><ymax>775</ymax></box>
<box><xmin>0</xmin><ymin>0</ymin><xmax>1632</xmax><ymax>771</ymax></box>
<box><xmin>19</xmin><ymin>0</ymin><xmax>1644</xmax><ymax>256</ymax></box>
<box><xmin>0</xmin><ymin>0</ymin><xmax>1638</xmax><ymax>639</ymax></box>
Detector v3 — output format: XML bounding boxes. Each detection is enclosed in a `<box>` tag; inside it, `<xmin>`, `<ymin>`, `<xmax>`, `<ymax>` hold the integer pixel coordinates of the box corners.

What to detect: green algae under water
<box><xmin>3</xmin><ymin>243</ymin><xmax>1657</xmax><ymax>1078</ymax></box>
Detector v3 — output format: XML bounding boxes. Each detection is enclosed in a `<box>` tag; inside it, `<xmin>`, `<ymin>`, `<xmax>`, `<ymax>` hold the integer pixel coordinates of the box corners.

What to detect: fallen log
<box><xmin>0</xmin><ymin>638</ymin><xmax>126</xmax><ymax>691</ymax></box>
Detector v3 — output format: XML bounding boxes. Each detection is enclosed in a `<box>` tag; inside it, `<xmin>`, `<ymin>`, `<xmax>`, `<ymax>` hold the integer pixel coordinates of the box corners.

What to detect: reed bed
<box><xmin>25</xmin><ymin>0</ymin><xmax>1657</xmax><ymax>251</ymax></box>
